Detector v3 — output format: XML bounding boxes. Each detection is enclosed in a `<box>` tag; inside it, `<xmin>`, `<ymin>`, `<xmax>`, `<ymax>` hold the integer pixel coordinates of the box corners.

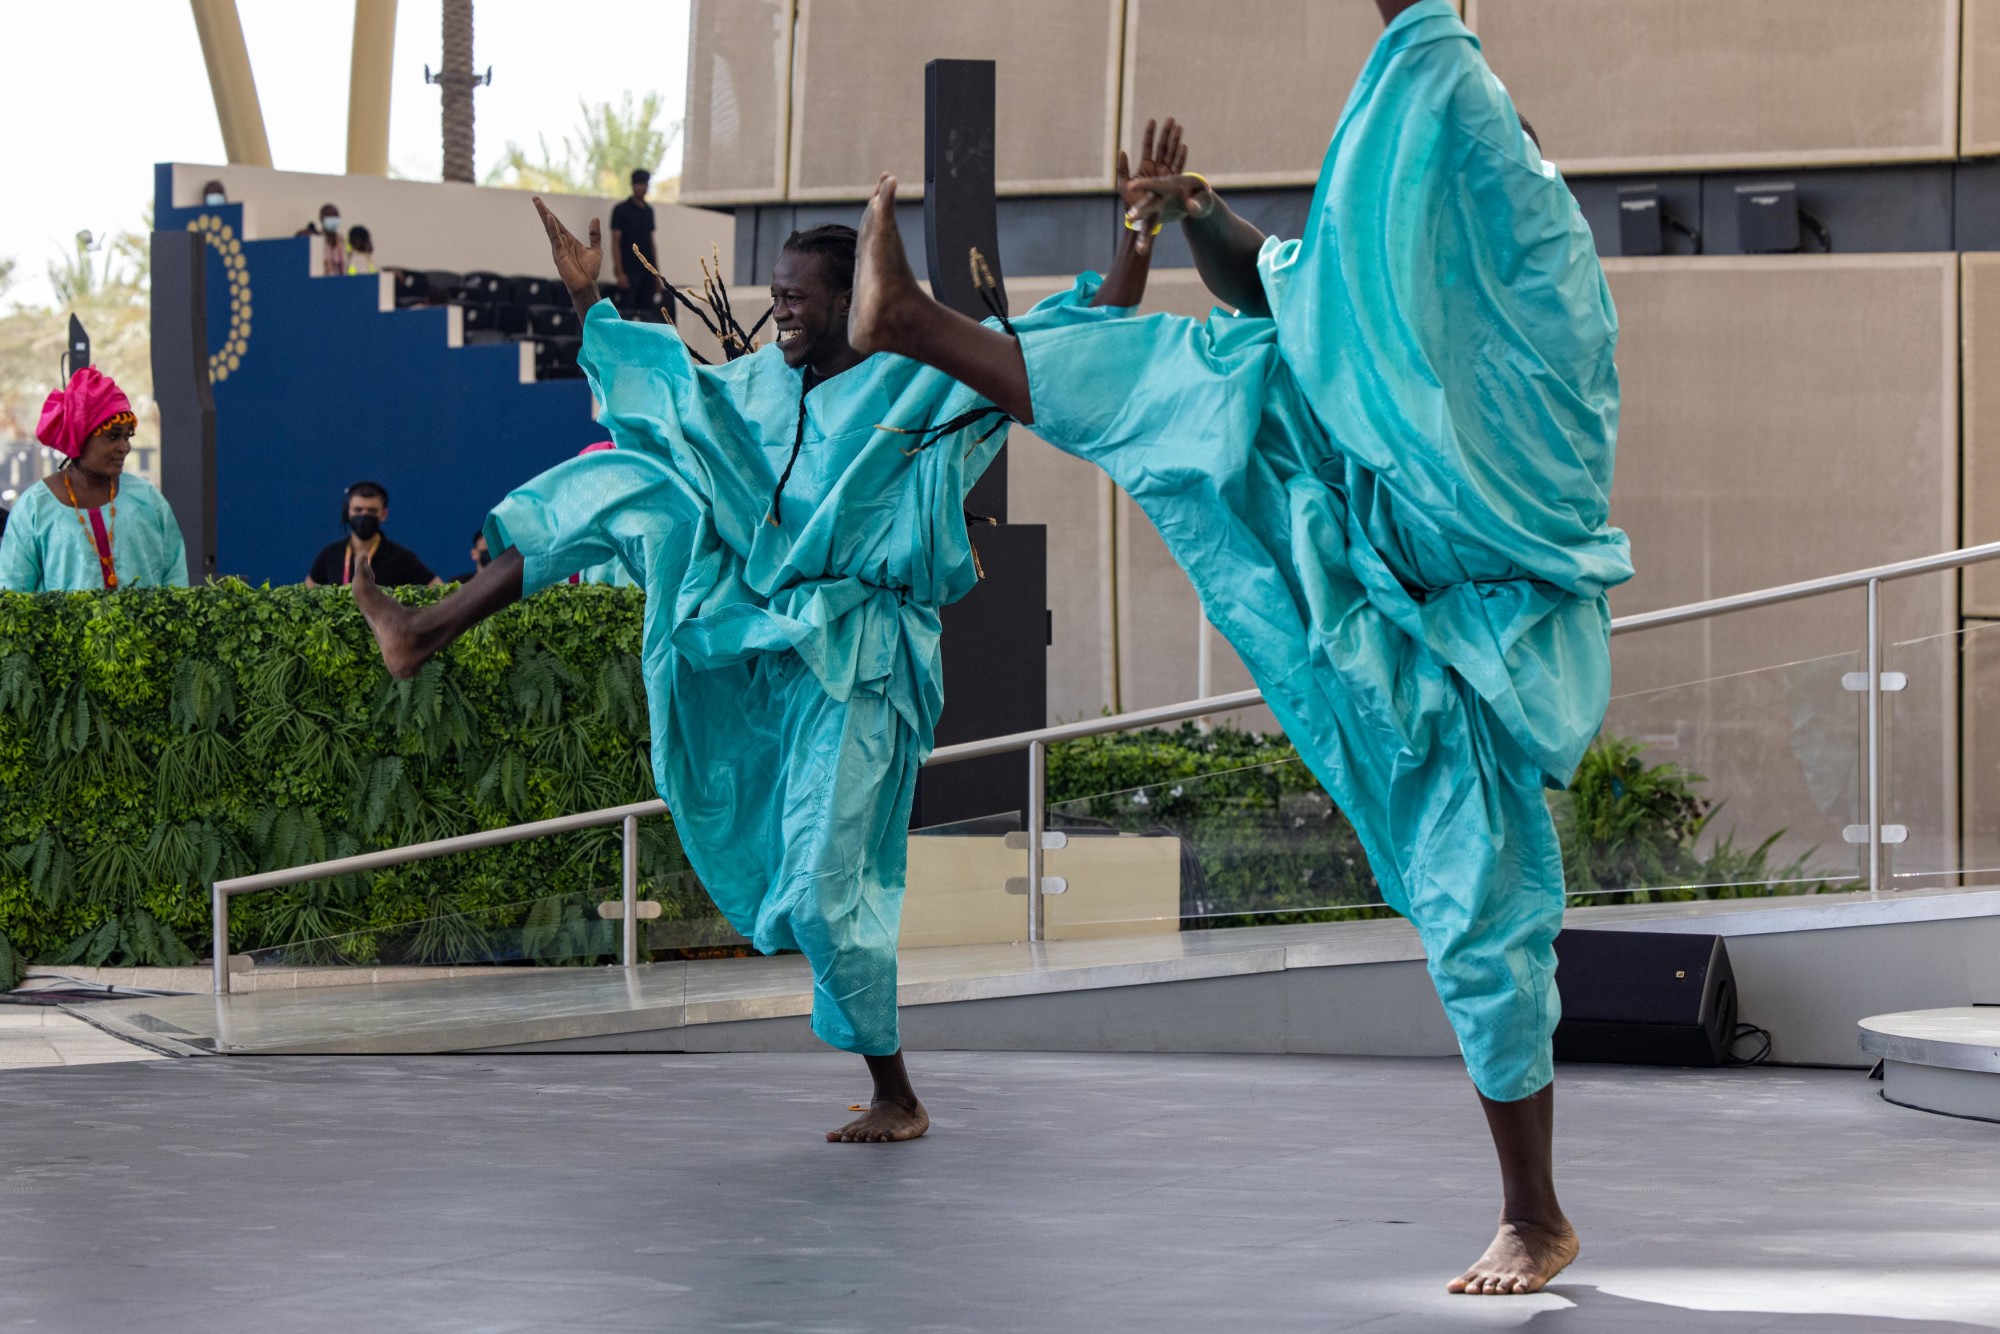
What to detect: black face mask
<box><xmin>347</xmin><ymin>513</ymin><xmax>382</xmax><ymax>541</ymax></box>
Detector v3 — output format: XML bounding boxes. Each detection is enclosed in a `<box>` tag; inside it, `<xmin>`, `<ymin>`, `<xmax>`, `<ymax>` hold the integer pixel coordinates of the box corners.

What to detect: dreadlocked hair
<box><xmin>781</xmin><ymin>224</ymin><xmax>857</xmax><ymax>292</ymax></box>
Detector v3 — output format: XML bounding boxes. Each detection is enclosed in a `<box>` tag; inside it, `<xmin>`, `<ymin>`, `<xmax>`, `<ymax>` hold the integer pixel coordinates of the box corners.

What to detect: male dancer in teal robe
<box><xmin>845</xmin><ymin>0</ymin><xmax>1630</xmax><ymax>1292</ymax></box>
<box><xmin>354</xmin><ymin>130</ymin><xmax>1184</xmax><ymax>1144</ymax></box>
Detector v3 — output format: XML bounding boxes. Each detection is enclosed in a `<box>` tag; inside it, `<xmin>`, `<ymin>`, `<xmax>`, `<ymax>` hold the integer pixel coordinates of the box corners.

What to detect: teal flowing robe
<box><xmin>1015</xmin><ymin>1</ymin><xmax>1632</xmax><ymax>1100</ymax></box>
<box><xmin>487</xmin><ymin>299</ymin><xmax>1072</xmax><ymax>1055</ymax></box>
<box><xmin>0</xmin><ymin>473</ymin><xmax>188</xmax><ymax>593</ymax></box>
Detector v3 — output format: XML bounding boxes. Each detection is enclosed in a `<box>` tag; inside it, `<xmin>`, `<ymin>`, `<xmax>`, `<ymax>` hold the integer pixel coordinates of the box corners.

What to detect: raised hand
<box><xmin>533</xmin><ymin>196</ymin><xmax>603</xmax><ymax>316</ymax></box>
<box><xmin>1121</xmin><ymin>118</ymin><xmax>1204</xmax><ymax>255</ymax></box>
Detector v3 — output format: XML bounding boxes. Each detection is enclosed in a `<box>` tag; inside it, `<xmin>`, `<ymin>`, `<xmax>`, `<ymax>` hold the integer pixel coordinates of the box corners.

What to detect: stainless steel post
<box><xmin>1026</xmin><ymin>739</ymin><xmax>1046</xmax><ymax>943</ymax></box>
<box><xmin>212</xmin><ymin>884</ymin><xmax>230</xmax><ymax>996</ymax></box>
<box><xmin>621</xmin><ymin>813</ymin><xmax>639</xmax><ymax>967</ymax></box>
<box><xmin>1867</xmin><ymin>577</ymin><xmax>1884</xmax><ymax>897</ymax></box>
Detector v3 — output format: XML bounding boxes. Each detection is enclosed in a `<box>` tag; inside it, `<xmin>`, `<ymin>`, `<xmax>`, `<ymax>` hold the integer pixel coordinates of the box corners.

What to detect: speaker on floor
<box><xmin>1553</xmin><ymin>929</ymin><xmax>1737</xmax><ymax>1067</ymax></box>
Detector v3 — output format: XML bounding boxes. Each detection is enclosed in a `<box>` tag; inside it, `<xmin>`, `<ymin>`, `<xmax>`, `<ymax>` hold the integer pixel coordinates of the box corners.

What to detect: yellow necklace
<box><xmin>59</xmin><ymin>470</ymin><xmax>118</xmax><ymax>590</ymax></box>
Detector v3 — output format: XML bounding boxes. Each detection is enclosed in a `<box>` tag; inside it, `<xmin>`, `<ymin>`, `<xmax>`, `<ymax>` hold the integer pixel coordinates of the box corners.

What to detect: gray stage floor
<box><xmin>0</xmin><ymin>1052</ymin><xmax>1995</xmax><ymax>1333</ymax></box>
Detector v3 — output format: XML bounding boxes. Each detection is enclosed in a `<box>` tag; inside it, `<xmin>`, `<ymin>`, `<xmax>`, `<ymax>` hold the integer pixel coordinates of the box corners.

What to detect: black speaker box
<box><xmin>1553</xmin><ymin>929</ymin><xmax>1737</xmax><ymax>1067</ymax></box>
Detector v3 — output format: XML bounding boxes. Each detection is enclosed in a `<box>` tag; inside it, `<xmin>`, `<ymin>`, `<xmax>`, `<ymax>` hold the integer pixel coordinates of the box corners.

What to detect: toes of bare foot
<box><xmin>1448</xmin><ymin>1219</ymin><xmax>1578</xmax><ymax>1296</ymax></box>
<box><xmin>825</xmin><ymin>1099</ymin><xmax>929</xmax><ymax>1144</ymax></box>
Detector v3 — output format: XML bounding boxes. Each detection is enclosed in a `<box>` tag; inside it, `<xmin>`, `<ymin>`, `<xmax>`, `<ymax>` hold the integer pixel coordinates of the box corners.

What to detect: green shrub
<box><xmin>0</xmin><ymin>582</ymin><xmax>694</xmax><ymax>976</ymax></box>
<box><xmin>1552</xmin><ymin>734</ymin><xmax>1852</xmax><ymax>905</ymax></box>
<box><xmin>1048</xmin><ymin>724</ymin><xmax>1846</xmax><ymax>927</ymax></box>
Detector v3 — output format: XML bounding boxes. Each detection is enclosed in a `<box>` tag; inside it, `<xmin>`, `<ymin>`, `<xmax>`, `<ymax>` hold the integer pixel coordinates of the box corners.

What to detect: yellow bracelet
<box><xmin>1184</xmin><ymin>171</ymin><xmax>1215</xmax><ymax>219</ymax></box>
<box><xmin>1123</xmin><ymin>212</ymin><xmax>1164</xmax><ymax>236</ymax></box>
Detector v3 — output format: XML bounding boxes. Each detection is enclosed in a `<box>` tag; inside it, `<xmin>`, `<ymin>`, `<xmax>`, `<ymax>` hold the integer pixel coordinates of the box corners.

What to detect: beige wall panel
<box><xmin>1965</xmin><ymin>255</ymin><xmax>2000</xmax><ymax>613</ymax></box>
<box><xmin>1121</xmin><ymin>0</ymin><xmax>1420</xmax><ymax>188</ymax></box>
<box><xmin>680</xmin><ymin>0</ymin><xmax>794</xmax><ymax>205</ymax></box>
<box><xmin>788</xmin><ymin>0</ymin><xmax>1123</xmax><ymax>201</ymax></box>
<box><xmin>1602</xmin><ymin>256</ymin><xmax>1958</xmax><ymax>883</ymax></box>
<box><xmin>1966</xmin><ymin>0</ymin><xmax>2000</xmax><ymax>156</ymax></box>
<box><xmin>1469</xmin><ymin>0</ymin><xmax>1959</xmax><ymax>173</ymax></box>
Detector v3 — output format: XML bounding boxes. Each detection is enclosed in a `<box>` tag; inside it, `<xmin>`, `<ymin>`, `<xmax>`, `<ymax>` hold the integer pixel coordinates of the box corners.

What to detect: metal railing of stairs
<box><xmin>208</xmin><ymin>538</ymin><xmax>2000</xmax><ymax>994</ymax></box>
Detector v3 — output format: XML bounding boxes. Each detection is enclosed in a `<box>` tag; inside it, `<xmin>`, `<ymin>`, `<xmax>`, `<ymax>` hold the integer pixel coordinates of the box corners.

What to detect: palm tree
<box><xmin>440</xmin><ymin>0</ymin><xmax>476</xmax><ymax>183</ymax></box>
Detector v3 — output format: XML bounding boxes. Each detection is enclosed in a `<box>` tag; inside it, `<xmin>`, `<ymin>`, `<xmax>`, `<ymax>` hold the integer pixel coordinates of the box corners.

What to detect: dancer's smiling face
<box><xmin>770</xmin><ymin>249</ymin><xmax>853</xmax><ymax>371</ymax></box>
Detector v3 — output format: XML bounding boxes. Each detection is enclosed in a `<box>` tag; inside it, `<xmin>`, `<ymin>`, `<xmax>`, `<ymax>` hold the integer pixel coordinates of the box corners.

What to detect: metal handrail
<box><xmin>210</xmin><ymin>539</ymin><xmax>2000</xmax><ymax>991</ymax></box>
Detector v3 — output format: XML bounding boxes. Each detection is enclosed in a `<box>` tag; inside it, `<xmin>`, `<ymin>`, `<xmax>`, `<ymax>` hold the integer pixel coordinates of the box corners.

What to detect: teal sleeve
<box><xmin>160</xmin><ymin>505</ymin><xmax>190</xmax><ymax>588</ymax></box>
<box><xmin>0</xmin><ymin>515</ymin><xmax>40</xmax><ymax>592</ymax></box>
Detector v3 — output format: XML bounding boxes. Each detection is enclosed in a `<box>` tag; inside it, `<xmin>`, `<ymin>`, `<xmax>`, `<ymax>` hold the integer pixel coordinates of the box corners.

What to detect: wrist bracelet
<box><xmin>1123</xmin><ymin>211</ymin><xmax>1164</xmax><ymax>236</ymax></box>
<box><xmin>1184</xmin><ymin>172</ymin><xmax>1216</xmax><ymax>220</ymax></box>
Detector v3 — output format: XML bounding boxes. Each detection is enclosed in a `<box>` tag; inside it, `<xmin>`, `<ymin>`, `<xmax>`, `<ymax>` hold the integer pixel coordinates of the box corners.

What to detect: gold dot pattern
<box><xmin>187</xmin><ymin>215</ymin><xmax>253</xmax><ymax>384</ymax></box>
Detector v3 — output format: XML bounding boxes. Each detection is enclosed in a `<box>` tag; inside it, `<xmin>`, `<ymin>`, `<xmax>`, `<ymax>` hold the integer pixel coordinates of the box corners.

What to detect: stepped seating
<box><xmin>382</xmin><ymin>267</ymin><xmax>600</xmax><ymax>381</ymax></box>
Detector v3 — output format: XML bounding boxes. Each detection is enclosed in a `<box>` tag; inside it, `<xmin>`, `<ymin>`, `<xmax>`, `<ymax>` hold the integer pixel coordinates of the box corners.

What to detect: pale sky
<box><xmin>0</xmin><ymin>0</ymin><xmax>691</xmax><ymax>310</ymax></box>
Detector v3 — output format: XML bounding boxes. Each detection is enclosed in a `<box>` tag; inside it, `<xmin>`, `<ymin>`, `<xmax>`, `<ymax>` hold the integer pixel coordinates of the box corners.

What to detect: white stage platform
<box><xmin>74</xmin><ymin>886</ymin><xmax>2000</xmax><ymax>1067</ymax></box>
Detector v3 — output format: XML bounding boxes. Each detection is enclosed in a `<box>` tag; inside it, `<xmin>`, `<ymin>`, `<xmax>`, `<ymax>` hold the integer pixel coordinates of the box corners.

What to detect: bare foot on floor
<box><xmin>1448</xmin><ymin>1217</ymin><xmax>1579</xmax><ymax>1296</ymax></box>
<box><xmin>825</xmin><ymin>1097</ymin><xmax>929</xmax><ymax>1144</ymax></box>
<box><xmin>848</xmin><ymin>174</ymin><xmax>924</xmax><ymax>357</ymax></box>
<box><xmin>352</xmin><ymin>555</ymin><xmax>429</xmax><ymax>680</ymax></box>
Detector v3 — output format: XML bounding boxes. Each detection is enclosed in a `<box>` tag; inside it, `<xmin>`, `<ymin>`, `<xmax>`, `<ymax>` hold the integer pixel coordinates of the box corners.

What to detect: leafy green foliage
<box><xmin>0</xmin><ymin>582</ymin><xmax>689</xmax><ymax>983</ymax></box>
<box><xmin>1049</xmin><ymin>725</ymin><xmax>1845</xmax><ymax>926</ymax></box>
<box><xmin>1551</xmin><ymin>735</ymin><xmax>1852</xmax><ymax>905</ymax></box>
<box><xmin>486</xmin><ymin>93</ymin><xmax>682</xmax><ymax>200</ymax></box>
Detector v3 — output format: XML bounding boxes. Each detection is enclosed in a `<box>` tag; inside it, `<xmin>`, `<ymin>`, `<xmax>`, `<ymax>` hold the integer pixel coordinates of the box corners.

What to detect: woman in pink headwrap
<box><xmin>0</xmin><ymin>367</ymin><xmax>188</xmax><ymax>592</ymax></box>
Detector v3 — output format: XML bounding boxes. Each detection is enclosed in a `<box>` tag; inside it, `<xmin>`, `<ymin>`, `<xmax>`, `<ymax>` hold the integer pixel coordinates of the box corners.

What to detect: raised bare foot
<box><xmin>825</xmin><ymin>1096</ymin><xmax>929</xmax><ymax>1144</ymax></box>
<box><xmin>352</xmin><ymin>555</ymin><xmax>429</xmax><ymax>680</ymax></box>
<box><xmin>1448</xmin><ymin>1217</ymin><xmax>1579</xmax><ymax>1295</ymax></box>
<box><xmin>849</xmin><ymin>174</ymin><xmax>924</xmax><ymax>357</ymax></box>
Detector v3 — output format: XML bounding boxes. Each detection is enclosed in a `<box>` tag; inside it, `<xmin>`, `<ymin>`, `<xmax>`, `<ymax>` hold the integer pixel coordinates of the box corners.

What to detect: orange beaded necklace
<box><xmin>59</xmin><ymin>469</ymin><xmax>119</xmax><ymax>590</ymax></box>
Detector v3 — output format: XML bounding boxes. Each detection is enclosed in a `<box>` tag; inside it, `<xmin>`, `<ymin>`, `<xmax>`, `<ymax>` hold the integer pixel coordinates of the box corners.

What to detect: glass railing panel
<box><xmin>1044</xmin><ymin>757</ymin><xmax>1387</xmax><ymax>935</ymax></box>
<box><xmin>1570</xmin><ymin>642</ymin><xmax>1867</xmax><ymax>904</ymax></box>
<box><xmin>1886</xmin><ymin>615</ymin><xmax>2000</xmax><ymax>890</ymax></box>
<box><xmin>904</xmin><ymin>809</ymin><xmax>1036</xmax><ymax>948</ymax></box>
<box><xmin>231</xmin><ymin>818</ymin><xmax>713</xmax><ymax>970</ymax></box>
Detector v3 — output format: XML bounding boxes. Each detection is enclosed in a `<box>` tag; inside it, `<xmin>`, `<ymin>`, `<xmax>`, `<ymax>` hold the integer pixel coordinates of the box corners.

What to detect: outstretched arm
<box><xmin>534</xmin><ymin>196</ymin><xmax>607</xmax><ymax>323</ymax></box>
<box><xmin>1095</xmin><ymin>118</ymin><xmax>1188</xmax><ymax>309</ymax></box>
<box><xmin>1124</xmin><ymin>174</ymin><xmax>1271</xmax><ymax>318</ymax></box>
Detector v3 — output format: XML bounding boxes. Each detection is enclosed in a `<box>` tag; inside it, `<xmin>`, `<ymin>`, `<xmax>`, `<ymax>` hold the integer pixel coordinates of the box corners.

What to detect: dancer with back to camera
<box><xmin>846</xmin><ymin>0</ymin><xmax>1630</xmax><ymax>1290</ymax></box>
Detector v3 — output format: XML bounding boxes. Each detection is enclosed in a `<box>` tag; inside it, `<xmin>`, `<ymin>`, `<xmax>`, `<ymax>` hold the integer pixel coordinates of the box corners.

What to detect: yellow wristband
<box><xmin>1123</xmin><ymin>212</ymin><xmax>1164</xmax><ymax>236</ymax></box>
<box><xmin>1184</xmin><ymin>172</ymin><xmax>1215</xmax><ymax>219</ymax></box>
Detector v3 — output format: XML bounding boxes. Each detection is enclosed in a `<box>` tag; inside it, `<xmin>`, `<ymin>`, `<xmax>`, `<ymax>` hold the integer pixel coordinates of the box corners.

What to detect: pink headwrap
<box><xmin>579</xmin><ymin>441</ymin><xmax>615</xmax><ymax>455</ymax></box>
<box><xmin>36</xmin><ymin>367</ymin><xmax>132</xmax><ymax>460</ymax></box>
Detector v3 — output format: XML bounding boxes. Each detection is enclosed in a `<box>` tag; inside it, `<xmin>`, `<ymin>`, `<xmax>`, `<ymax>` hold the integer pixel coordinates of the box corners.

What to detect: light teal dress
<box><xmin>0</xmin><ymin>472</ymin><xmax>188</xmax><ymax>593</ymax></box>
<box><xmin>486</xmin><ymin>297</ymin><xmax>1082</xmax><ymax>1055</ymax></box>
<box><xmin>1014</xmin><ymin>1</ymin><xmax>1632</xmax><ymax>1101</ymax></box>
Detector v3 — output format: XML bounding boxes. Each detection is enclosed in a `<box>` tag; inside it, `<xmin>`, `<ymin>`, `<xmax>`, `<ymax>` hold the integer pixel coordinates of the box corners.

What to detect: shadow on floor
<box><xmin>1530</xmin><ymin>1287</ymin><xmax>1996</xmax><ymax>1331</ymax></box>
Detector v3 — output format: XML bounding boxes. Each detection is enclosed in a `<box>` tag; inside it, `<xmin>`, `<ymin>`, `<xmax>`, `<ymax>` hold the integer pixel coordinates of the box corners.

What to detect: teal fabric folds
<box><xmin>1015</xmin><ymin>1</ymin><xmax>1630</xmax><ymax>1101</ymax></box>
<box><xmin>486</xmin><ymin>293</ymin><xmax>1086</xmax><ymax>1054</ymax></box>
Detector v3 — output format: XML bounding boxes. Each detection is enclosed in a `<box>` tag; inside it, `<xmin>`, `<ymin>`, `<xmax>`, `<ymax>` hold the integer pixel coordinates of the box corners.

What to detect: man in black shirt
<box><xmin>609</xmin><ymin>168</ymin><xmax>659</xmax><ymax>318</ymax></box>
<box><xmin>305</xmin><ymin>480</ymin><xmax>441</xmax><ymax>587</ymax></box>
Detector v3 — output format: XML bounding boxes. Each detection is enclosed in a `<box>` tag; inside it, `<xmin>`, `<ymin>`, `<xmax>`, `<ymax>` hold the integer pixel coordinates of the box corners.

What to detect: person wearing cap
<box><xmin>0</xmin><ymin>367</ymin><xmax>188</xmax><ymax>592</ymax></box>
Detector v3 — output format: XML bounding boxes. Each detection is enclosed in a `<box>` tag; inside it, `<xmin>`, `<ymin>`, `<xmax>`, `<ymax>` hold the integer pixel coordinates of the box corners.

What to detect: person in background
<box><xmin>201</xmin><ymin>179</ymin><xmax>228</xmax><ymax>207</ymax></box>
<box><xmin>314</xmin><ymin>203</ymin><xmax>346</xmax><ymax>276</ymax></box>
<box><xmin>447</xmin><ymin>530</ymin><xmax>490</xmax><ymax>584</ymax></box>
<box><xmin>345</xmin><ymin>225</ymin><xmax>378</xmax><ymax>275</ymax></box>
<box><xmin>304</xmin><ymin>481</ymin><xmax>440</xmax><ymax>588</ymax></box>
<box><xmin>609</xmin><ymin>168</ymin><xmax>659</xmax><ymax>318</ymax></box>
<box><xmin>0</xmin><ymin>367</ymin><xmax>187</xmax><ymax>592</ymax></box>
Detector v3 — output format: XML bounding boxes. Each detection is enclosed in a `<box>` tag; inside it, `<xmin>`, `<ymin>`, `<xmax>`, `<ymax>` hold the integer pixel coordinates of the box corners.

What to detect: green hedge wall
<box><xmin>0</xmin><ymin>583</ymin><xmax>690</xmax><ymax>985</ymax></box>
<box><xmin>0</xmin><ymin>583</ymin><xmax>1846</xmax><ymax>990</ymax></box>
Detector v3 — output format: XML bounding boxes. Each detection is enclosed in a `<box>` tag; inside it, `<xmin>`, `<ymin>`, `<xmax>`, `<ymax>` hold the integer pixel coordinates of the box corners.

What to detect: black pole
<box><xmin>924</xmin><ymin>58</ymin><xmax>1007</xmax><ymax>521</ymax></box>
<box><xmin>151</xmin><ymin>231</ymin><xmax>218</xmax><ymax>580</ymax></box>
<box><xmin>65</xmin><ymin>314</ymin><xmax>89</xmax><ymax>378</ymax></box>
